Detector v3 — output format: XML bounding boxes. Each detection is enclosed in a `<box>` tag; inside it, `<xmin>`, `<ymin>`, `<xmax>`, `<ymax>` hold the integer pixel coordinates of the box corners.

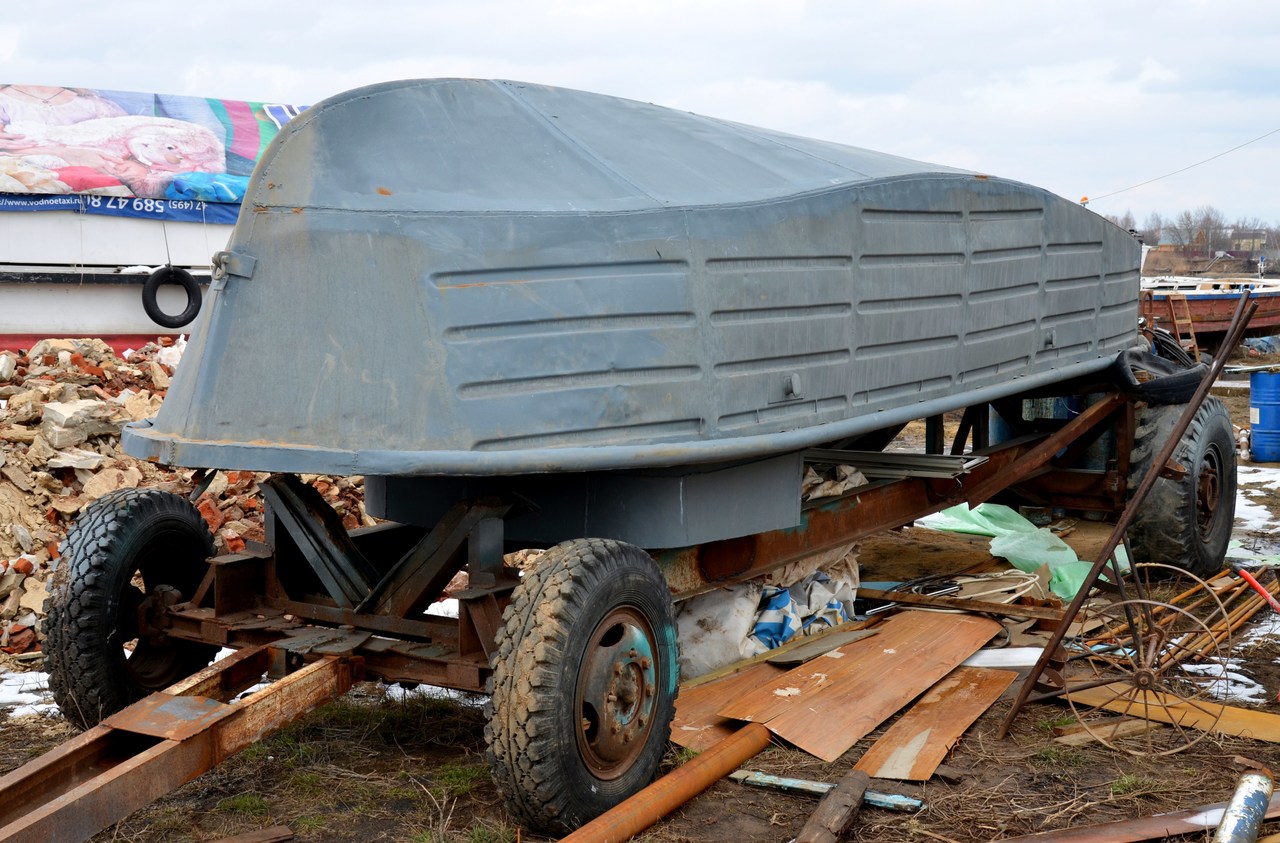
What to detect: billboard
<box><xmin>0</xmin><ymin>84</ymin><xmax>304</xmax><ymax>223</ymax></box>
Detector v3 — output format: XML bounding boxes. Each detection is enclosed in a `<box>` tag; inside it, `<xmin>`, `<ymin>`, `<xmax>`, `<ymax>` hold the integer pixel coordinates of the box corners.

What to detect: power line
<box><xmin>1086</xmin><ymin>125</ymin><xmax>1280</xmax><ymax>203</ymax></box>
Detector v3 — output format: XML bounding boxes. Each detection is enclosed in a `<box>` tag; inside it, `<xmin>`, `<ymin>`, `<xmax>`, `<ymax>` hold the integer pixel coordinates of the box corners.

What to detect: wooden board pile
<box><xmin>0</xmin><ymin>338</ymin><xmax>375</xmax><ymax>659</ymax></box>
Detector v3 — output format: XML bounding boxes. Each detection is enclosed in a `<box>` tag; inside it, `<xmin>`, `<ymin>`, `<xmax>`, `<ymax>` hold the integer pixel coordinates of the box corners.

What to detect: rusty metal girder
<box><xmin>0</xmin><ymin>646</ymin><xmax>361</xmax><ymax>843</ymax></box>
<box><xmin>655</xmin><ymin>390</ymin><xmax>1131</xmax><ymax>596</ymax></box>
<box><xmin>961</xmin><ymin>393</ymin><xmax>1126</xmax><ymax>506</ymax></box>
<box><xmin>655</xmin><ymin>433</ymin><xmax>1035</xmax><ymax>594</ymax></box>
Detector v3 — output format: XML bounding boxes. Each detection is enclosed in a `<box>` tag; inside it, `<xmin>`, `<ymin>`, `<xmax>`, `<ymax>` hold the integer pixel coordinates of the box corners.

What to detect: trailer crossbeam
<box><xmin>0</xmin><ymin>645</ymin><xmax>362</xmax><ymax>843</ymax></box>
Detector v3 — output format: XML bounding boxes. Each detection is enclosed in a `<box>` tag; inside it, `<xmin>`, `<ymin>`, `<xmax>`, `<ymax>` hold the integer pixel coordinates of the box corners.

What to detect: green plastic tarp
<box><xmin>916</xmin><ymin>503</ymin><xmax>1126</xmax><ymax>599</ymax></box>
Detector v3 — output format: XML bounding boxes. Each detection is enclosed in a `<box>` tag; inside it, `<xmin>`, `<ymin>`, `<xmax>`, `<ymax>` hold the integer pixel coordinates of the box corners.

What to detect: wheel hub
<box><xmin>576</xmin><ymin>607</ymin><xmax>660</xmax><ymax>779</ymax></box>
<box><xmin>1196</xmin><ymin>447</ymin><xmax>1221</xmax><ymax>538</ymax></box>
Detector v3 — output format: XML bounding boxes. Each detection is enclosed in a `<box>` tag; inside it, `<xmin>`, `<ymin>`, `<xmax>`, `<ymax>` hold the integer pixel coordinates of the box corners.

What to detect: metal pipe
<box><xmin>1234</xmin><ymin>568</ymin><xmax>1280</xmax><ymax>614</ymax></box>
<box><xmin>560</xmin><ymin>722</ymin><xmax>773</xmax><ymax>843</ymax></box>
<box><xmin>1214</xmin><ymin>770</ymin><xmax>1274</xmax><ymax>843</ymax></box>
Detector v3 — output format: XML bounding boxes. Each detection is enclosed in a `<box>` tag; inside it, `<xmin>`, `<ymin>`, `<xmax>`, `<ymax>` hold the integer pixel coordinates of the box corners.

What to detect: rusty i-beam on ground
<box><xmin>0</xmin><ymin>645</ymin><xmax>362</xmax><ymax>843</ymax></box>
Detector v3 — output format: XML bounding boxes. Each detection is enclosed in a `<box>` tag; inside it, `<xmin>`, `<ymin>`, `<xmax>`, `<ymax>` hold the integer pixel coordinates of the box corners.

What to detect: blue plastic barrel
<box><xmin>1250</xmin><ymin>371</ymin><xmax>1280</xmax><ymax>462</ymax></box>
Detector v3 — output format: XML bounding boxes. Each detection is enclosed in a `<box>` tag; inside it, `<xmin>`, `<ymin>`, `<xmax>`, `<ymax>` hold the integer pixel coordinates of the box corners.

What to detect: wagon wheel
<box><xmin>485</xmin><ymin>538</ymin><xmax>679</xmax><ymax>835</ymax></box>
<box><xmin>1111</xmin><ymin>562</ymin><xmax>1232</xmax><ymax>650</ymax></box>
<box><xmin>44</xmin><ymin>489</ymin><xmax>218</xmax><ymax>730</ymax></box>
<box><xmin>1064</xmin><ymin>596</ymin><xmax>1224</xmax><ymax>755</ymax></box>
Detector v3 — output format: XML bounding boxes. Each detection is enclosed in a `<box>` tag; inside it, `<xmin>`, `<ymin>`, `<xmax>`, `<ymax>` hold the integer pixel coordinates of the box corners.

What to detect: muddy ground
<box><xmin>5</xmin><ymin>352</ymin><xmax>1280</xmax><ymax>842</ymax></box>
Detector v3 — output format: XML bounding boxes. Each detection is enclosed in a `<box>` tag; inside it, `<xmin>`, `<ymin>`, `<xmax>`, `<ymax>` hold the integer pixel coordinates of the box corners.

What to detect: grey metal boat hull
<box><xmin>123</xmin><ymin>79</ymin><xmax>1140</xmax><ymax>476</ymax></box>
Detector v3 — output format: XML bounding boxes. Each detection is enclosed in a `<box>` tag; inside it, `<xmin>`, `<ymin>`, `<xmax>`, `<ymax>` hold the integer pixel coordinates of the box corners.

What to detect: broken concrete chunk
<box><xmin>40</xmin><ymin>396</ymin><xmax>108</xmax><ymax>422</ymax></box>
<box><xmin>25</xmin><ymin>434</ymin><xmax>59</xmax><ymax>465</ymax></box>
<box><xmin>11</xmin><ymin>523</ymin><xmax>33</xmax><ymax>553</ymax></box>
<box><xmin>26</xmin><ymin>339</ymin><xmax>78</xmax><ymax>360</ymax></box>
<box><xmin>82</xmin><ymin>465</ymin><xmax>143</xmax><ymax>500</ymax></box>
<box><xmin>48</xmin><ymin>495</ymin><xmax>85</xmax><ymax>515</ymax></box>
<box><xmin>18</xmin><ymin>579</ymin><xmax>48</xmax><ymax>614</ymax></box>
<box><xmin>0</xmin><ymin>353</ymin><xmax>15</xmax><ymax>382</ymax></box>
<box><xmin>33</xmin><ymin>471</ymin><xmax>64</xmax><ymax>494</ymax></box>
<box><xmin>0</xmin><ymin>572</ymin><xmax>21</xmax><ymax>600</ymax></box>
<box><xmin>40</xmin><ymin>422</ymin><xmax>89</xmax><ymax>450</ymax></box>
<box><xmin>123</xmin><ymin>391</ymin><xmax>164</xmax><ymax>421</ymax></box>
<box><xmin>47</xmin><ymin>448</ymin><xmax>107</xmax><ymax>471</ymax></box>
<box><xmin>149</xmin><ymin>360</ymin><xmax>171</xmax><ymax>389</ymax></box>
<box><xmin>1</xmin><ymin>464</ymin><xmax>33</xmax><ymax>492</ymax></box>
<box><xmin>1</xmin><ymin>588</ymin><xmax>22</xmax><ymax>620</ymax></box>
<box><xmin>42</xmin><ymin>397</ymin><xmax>126</xmax><ymax>433</ymax></box>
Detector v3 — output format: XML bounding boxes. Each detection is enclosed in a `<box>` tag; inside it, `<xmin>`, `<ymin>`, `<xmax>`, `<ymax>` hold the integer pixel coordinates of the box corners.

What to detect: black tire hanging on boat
<box><xmin>1127</xmin><ymin>398</ymin><xmax>1236</xmax><ymax>578</ymax></box>
<box><xmin>142</xmin><ymin>265</ymin><xmax>202</xmax><ymax>329</ymax></box>
<box><xmin>43</xmin><ymin>488</ymin><xmax>218</xmax><ymax>730</ymax></box>
<box><xmin>485</xmin><ymin>538</ymin><xmax>680</xmax><ymax>835</ymax></box>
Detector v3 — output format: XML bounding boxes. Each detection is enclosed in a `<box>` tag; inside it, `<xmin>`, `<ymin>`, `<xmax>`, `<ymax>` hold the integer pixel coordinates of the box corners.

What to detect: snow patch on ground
<box><xmin>1182</xmin><ymin>658</ymin><xmax>1270</xmax><ymax>703</ymax></box>
<box><xmin>1235</xmin><ymin>466</ymin><xmax>1280</xmax><ymax>531</ymax></box>
<box><xmin>0</xmin><ymin>669</ymin><xmax>56</xmax><ymax>718</ymax></box>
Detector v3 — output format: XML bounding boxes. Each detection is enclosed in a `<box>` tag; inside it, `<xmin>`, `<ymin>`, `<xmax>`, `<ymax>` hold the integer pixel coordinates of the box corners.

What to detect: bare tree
<box><xmin>1168</xmin><ymin>209</ymin><xmax>1198</xmax><ymax>255</ymax></box>
<box><xmin>1107</xmin><ymin>209</ymin><xmax>1137</xmax><ymax>232</ymax></box>
<box><xmin>1140</xmin><ymin>211</ymin><xmax>1164</xmax><ymax>245</ymax></box>
<box><xmin>1193</xmin><ymin>205</ymin><xmax>1227</xmax><ymax>254</ymax></box>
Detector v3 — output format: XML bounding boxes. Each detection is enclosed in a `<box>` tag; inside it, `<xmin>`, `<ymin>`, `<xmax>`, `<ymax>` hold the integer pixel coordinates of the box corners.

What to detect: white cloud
<box><xmin>3</xmin><ymin>0</ymin><xmax>1280</xmax><ymax>221</ymax></box>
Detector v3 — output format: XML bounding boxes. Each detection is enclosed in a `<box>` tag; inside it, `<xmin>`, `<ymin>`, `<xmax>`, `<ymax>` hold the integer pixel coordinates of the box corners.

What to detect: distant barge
<box><xmin>1140</xmin><ymin>276</ymin><xmax>1280</xmax><ymax>343</ymax></box>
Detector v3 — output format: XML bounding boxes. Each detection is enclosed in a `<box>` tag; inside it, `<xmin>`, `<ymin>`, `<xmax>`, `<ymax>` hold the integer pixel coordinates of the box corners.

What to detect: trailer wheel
<box><xmin>485</xmin><ymin>538</ymin><xmax>679</xmax><ymax>835</ymax></box>
<box><xmin>1127</xmin><ymin>397</ymin><xmax>1236</xmax><ymax>578</ymax></box>
<box><xmin>44</xmin><ymin>488</ymin><xmax>217</xmax><ymax>729</ymax></box>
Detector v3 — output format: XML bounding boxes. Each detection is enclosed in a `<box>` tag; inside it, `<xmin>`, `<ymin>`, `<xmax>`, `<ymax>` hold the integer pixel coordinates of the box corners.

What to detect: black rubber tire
<box><xmin>44</xmin><ymin>488</ymin><xmax>217</xmax><ymax>729</ymax></box>
<box><xmin>1127</xmin><ymin>398</ymin><xmax>1236</xmax><ymax>578</ymax></box>
<box><xmin>142</xmin><ymin>265</ymin><xmax>202</xmax><ymax>329</ymax></box>
<box><xmin>1150</xmin><ymin>327</ymin><xmax>1197</xmax><ymax>369</ymax></box>
<box><xmin>485</xmin><ymin>539</ymin><xmax>680</xmax><ymax>835</ymax></box>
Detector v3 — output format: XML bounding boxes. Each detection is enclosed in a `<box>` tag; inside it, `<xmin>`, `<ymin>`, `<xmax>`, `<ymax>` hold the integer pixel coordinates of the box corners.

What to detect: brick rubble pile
<box><xmin>0</xmin><ymin>338</ymin><xmax>374</xmax><ymax>660</ymax></box>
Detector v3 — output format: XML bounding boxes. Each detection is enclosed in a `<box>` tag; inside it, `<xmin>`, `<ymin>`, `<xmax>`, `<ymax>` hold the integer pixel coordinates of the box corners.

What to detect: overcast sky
<box><xmin>5</xmin><ymin>1</ymin><xmax>1278</xmax><ymax>225</ymax></box>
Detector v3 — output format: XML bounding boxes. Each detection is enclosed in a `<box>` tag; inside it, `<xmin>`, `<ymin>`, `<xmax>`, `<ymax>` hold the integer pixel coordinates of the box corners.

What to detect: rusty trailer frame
<box><xmin>0</xmin><ymin>374</ymin><xmax>1211</xmax><ymax>842</ymax></box>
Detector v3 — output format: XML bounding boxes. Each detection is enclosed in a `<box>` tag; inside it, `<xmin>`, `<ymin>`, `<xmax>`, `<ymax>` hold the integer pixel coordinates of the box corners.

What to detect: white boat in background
<box><xmin>1140</xmin><ymin>274</ymin><xmax>1280</xmax><ymax>341</ymax></box>
<box><xmin>0</xmin><ymin>83</ymin><xmax>303</xmax><ymax>352</ymax></box>
<box><xmin>1</xmin><ymin>212</ymin><xmax>230</xmax><ymax>352</ymax></box>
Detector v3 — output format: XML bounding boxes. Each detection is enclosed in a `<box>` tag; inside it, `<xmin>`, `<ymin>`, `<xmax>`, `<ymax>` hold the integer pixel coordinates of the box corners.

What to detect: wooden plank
<box><xmin>853</xmin><ymin>666</ymin><xmax>1016</xmax><ymax>781</ymax></box>
<box><xmin>717</xmin><ymin>611</ymin><xmax>1001</xmax><ymax>761</ymax></box>
<box><xmin>795</xmin><ymin>770</ymin><xmax>870</xmax><ymax>843</ymax></box>
<box><xmin>209</xmin><ymin>827</ymin><xmax>295</xmax><ymax>843</ymax></box>
<box><xmin>671</xmin><ymin>661</ymin><xmax>786</xmax><ymax>751</ymax></box>
<box><xmin>1052</xmin><ymin>719</ymin><xmax>1165</xmax><ymax>746</ymax></box>
<box><xmin>1066</xmin><ymin>683</ymin><xmax>1280</xmax><ymax>741</ymax></box>
<box><xmin>856</xmin><ymin>587</ymin><xmax>1065</xmax><ymax>622</ymax></box>
<box><xmin>997</xmin><ymin>791</ymin><xmax>1280</xmax><ymax>842</ymax></box>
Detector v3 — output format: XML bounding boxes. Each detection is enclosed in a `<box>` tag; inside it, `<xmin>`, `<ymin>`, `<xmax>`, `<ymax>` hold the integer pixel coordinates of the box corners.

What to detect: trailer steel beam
<box><xmin>0</xmin><ymin>646</ymin><xmax>362</xmax><ymax>843</ymax></box>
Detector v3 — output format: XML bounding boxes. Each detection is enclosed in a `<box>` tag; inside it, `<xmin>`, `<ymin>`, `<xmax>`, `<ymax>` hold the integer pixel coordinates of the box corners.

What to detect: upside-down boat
<box><xmin>123</xmin><ymin>78</ymin><xmax>1142</xmax><ymax>480</ymax></box>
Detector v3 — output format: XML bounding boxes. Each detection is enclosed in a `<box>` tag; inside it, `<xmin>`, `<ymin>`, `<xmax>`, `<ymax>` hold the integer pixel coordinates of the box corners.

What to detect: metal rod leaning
<box><xmin>998</xmin><ymin>291</ymin><xmax>1257</xmax><ymax>737</ymax></box>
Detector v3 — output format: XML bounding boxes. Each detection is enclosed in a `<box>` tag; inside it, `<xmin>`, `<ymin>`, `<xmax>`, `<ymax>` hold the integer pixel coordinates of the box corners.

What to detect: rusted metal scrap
<box><xmin>999</xmin><ymin>291</ymin><xmax>1257</xmax><ymax>740</ymax></box>
<box><xmin>0</xmin><ymin>645</ymin><xmax>361</xmax><ymax>843</ymax></box>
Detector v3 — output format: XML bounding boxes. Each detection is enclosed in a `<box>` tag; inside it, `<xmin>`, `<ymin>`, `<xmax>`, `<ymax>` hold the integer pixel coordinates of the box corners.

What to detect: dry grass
<box><xmin>72</xmin><ymin>684</ymin><xmax>515</xmax><ymax>843</ymax></box>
